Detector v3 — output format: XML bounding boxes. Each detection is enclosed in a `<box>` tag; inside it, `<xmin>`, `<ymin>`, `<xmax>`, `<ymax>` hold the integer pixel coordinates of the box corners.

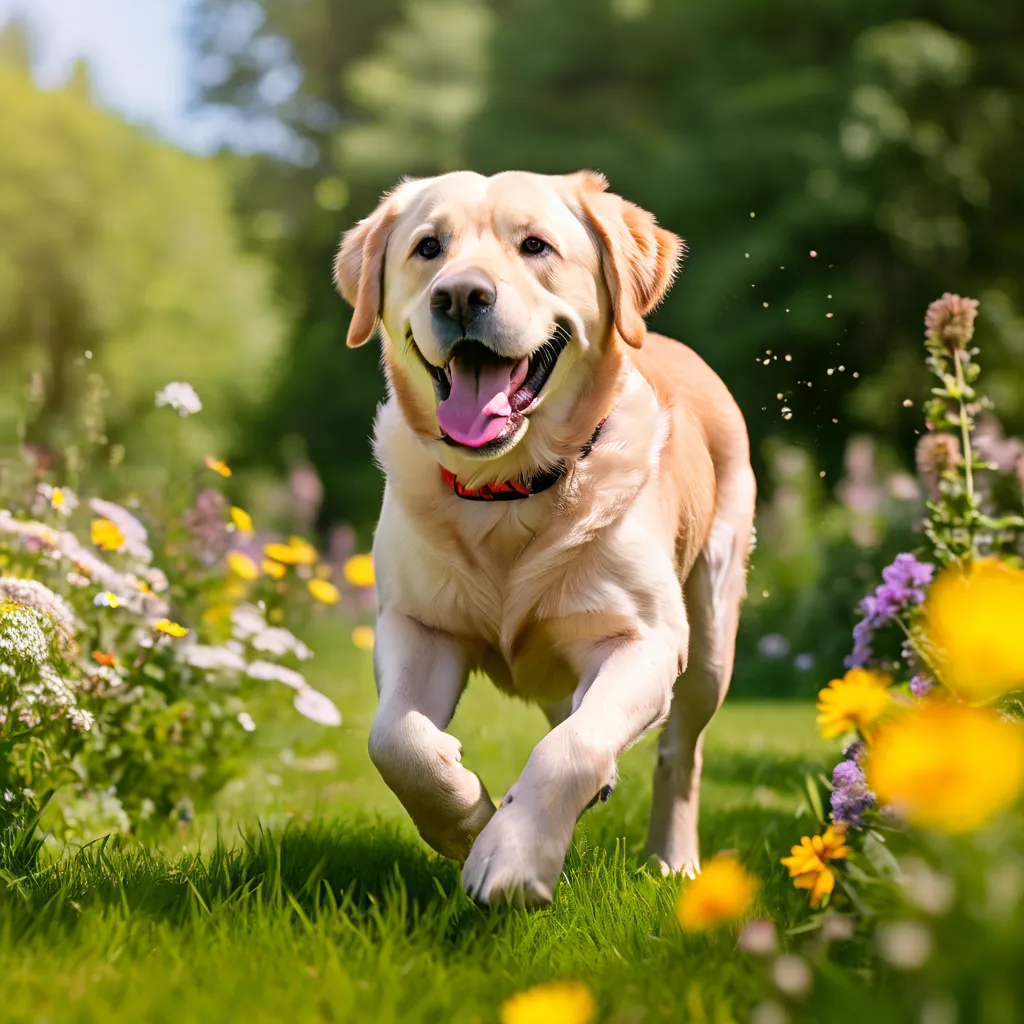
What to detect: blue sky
<box><xmin>0</xmin><ymin>0</ymin><xmax>231</xmax><ymax>151</ymax></box>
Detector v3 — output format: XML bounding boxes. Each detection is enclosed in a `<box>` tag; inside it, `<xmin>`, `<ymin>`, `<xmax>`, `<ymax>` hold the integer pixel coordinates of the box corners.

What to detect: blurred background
<box><xmin>2</xmin><ymin>0</ymin><xmax>1023</xmax><ymax>699</ymax></box>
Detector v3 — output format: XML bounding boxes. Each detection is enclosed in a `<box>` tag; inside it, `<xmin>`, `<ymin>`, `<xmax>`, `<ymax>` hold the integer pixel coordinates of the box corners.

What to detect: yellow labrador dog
<box><xmin>335</xmin><ymin>170</ymin><xmax>755</xmax><ymax>906</ymax></box>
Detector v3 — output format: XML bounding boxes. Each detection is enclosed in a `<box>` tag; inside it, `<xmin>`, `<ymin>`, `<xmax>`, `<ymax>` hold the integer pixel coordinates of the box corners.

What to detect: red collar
<box><xmin>440</xmin><ymin>419</ymin><xmax>606</xmax><ymax>501</ymax></box>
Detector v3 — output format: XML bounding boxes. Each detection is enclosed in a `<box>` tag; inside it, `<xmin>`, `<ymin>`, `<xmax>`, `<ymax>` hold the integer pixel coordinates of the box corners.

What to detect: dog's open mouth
<box><xmin>424</xmin><ymin>328</ymin><xmax>568</xmax><ymax>450</ymax></box>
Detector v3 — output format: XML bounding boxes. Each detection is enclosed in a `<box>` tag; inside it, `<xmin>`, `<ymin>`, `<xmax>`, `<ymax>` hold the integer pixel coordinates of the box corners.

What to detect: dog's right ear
<box><xmin>334</xmin><ymin>196</ymin><xmax>400</xmax><ymax>348</ymax></box>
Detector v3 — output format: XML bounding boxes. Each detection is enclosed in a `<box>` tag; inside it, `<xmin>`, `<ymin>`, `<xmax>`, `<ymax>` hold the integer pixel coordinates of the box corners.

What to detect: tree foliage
<box><xmin>191</xmin><ymin>0</ymin><xmax>1024</xmax><ymax>529</ymax></box>
<box><xmin>0</xmin><ymin>32</ymin><xmax>284</xmax><ymax>482</ymax></box>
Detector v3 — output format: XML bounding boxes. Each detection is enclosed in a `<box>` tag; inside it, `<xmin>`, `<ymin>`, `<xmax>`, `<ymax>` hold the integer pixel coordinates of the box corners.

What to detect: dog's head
<box><xmin>335</xmin><ymin>170</ymin><xmax>682</xmax><ymax>470</ymax></box>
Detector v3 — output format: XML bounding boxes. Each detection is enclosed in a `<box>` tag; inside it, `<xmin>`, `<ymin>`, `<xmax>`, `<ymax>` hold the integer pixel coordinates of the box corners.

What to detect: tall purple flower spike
<box><xmin>845</xmin><ymin>553</ymin><xmax>935</xmax><ymax>668</ymax></box>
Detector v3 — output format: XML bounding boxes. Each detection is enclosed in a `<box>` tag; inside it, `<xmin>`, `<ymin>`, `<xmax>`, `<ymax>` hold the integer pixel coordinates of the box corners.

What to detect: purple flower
<box><xmin>830</xmin><ymin>757</ymin><xmax>875</xmax><ymax>828</ymax></box>
<box><xmin>845</xmin><ymin>553</ymin><xmax>935</xmax><ymax>667</ymax></box>
<box><xmin>910</xmin><ymin>675</ymin><xmax>934</xmax><ymax>698</ymax></box>
<box><xmin>881</xmin><ymin>553</ymin><xmax>935</xmax><ymax>604</ymax></box>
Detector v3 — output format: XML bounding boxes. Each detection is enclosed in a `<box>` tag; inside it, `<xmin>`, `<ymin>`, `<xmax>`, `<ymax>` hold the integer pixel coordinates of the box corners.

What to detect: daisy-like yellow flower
<box><xmin>154</xmin><ymin>618</ymin><xmax>188</xmax><ymax>638</ymax></box>
<box><xmin>501</xmin><ymin>980</ymin><xmax>595</xmax><ymax>1024</ymax></box>
<box><xmin>343</xmin><ymin>553</ymin><xmax>375</xmax><ymax>588</ymax></box>
<box><xmin>308</xmin><ymin>579</ymin><xmax>340</xmax><ymax>605</ymax></box>
<box><xmin>90</xmin><ymin>518</ymin><xmax>125</xmax><ymax>552</ymax></box>
<box><xmin>817</xmin><ymin>667</ymin><xmax>892</xmax><ymax>739</ymax></box>
<box><xmin>866</xmin><ymin>702</ymin><xmax>1024</xmax><ymax>834</ymax></box>
<box><xmin>262</xmin><ymin>559</ymin><xmax>287</xmax><ymax>580</ymax></box>
<box><xmin>227</xmin><ymin>551</ymin><xmax>260</xmax><ymax>581</ymax></box>
<box><xmin>781</xmin><ymin>825</ymin><xmax>851</xmax><ymax>908</ymax></box>
<box><xmin>676</xmin><ymin>855</ymin><xmax>758</xmax><ymax>933</ymax></box>
<box><xmin>230</xmin><ymin>507</ymin><xmax>254</xmax><ymax>535</ymax></box>
<box><xmin>205</xmin><ymin>455</ymin><xmax>232</xmax><ymax>478</ymax></box>
<box><xmin>351</xmin><ymin>625</ymin><xmax>375</xmax><ymax>651</ymax></box>
<box><xmin>51</xmin><ymin>487</ymin><xmax>66</xmax><ymax>510</ymax></box>
<box><xmin>263</xmin><ymin>536</ymin><xmax>318</xmax><ymax>566</ymax></box>
<box><xmin>922</xmin><ymin>558</ymin><xmax>1024</xmax><ymax>704</ymax></box>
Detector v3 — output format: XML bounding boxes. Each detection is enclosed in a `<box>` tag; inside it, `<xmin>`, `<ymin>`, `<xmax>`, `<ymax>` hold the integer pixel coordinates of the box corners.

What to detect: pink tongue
<box><xmin>437</xmin><ymin>357</ymin><xmax>525</xmax><ymax>447</ymax></box>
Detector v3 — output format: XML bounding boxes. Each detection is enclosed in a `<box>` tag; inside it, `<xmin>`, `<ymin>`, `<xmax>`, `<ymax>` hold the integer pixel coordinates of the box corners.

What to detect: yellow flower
<box><xmin>205</xmin><ymin>455</ymin><xmax>232</xmax><ymax>478</ymax></box>
<box><xmin>263</xmin><ymin>536</ymin><xmax>318</xmax><ymax>566</ymax></box>
<box><xmin>817</xmin><ymin>668</ymin><xmax>892</xmax><ymax>738</ymax></box>
<box><xmin>343</xmin><ymin>553</ymin><xmax>375</xmax><ymax>588</ymax></box>
<box><xmin>781</xmin><ymin>825</ymin><xmax>851</xmax><ymax>908</ymax></box>
<box><xmin>91</xmin><ymin>518</ymin><xmax>125</xmax><ymax>552</ymax></box>
<box><xmin>501</xmin><ymin>981</ymin><xmax>595</xmax><ymax>1024</ymax></box>
<box><xmin>262</xmin><ymin>559</ymin><xmax>287</xmax><ymax>579</ymax></box>
<box><xmin>866</xmin><ymin>702</ymin><xmax>1024</xmax><ymax>834</ymax></box>
<box><xmin>923</xmin><ymin>558</ymin><xmax>1024</xmax><ymax>704</ymax></box>
<box><xmin>230</xmin><ymin>507</ymin><xmax>254</xmax><ymax>535</ymax></box>
<box><xmin>308</xmin><ymin>579</ymin><xmax>340</xmax><ymax>605</ymax></box>
<box><xmin>154</xmin><ymin>618</ymin><xmax>188</xmax><ymax>638</ymax></box>
<box><xmin>351</xmin><ymin>625</ymin><xmax>375</xmax><ymax>650</ymax></box>
<box><xmin>676</xmin><ymin>855</ymin><xmax>758</xmax><ymax>932</ymax></box>
<box><xmin>227</xmin><ymin>551</ymin><xmax>260</xmax><ymax>581</ymax></box>
<box><xmin>51</xmin><ymin>488</ymin><xmax>66</xmax><ymax>510</ymax></box>
<box><xmin>202</xmin><ymin>603</ymin><xmax>233</xmax><ymax>624</ymax></box>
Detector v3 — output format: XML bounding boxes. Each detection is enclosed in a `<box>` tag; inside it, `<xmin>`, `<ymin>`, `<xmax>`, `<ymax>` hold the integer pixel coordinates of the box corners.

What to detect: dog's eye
<box><xmin>520</xmin><ymin>236</ymin><xmax>550</xmax><ymax>256</ymax></box>
<box><xmin>415</xmin><ymin>237</ymin><xmax>442</xmax><ymax>260</ymax></box>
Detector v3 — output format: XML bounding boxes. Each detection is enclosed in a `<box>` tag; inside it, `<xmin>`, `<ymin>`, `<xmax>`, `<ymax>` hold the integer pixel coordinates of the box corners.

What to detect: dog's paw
<box><xmin>461</xmin><ymin>801</ymin><xmax>567</xmax><ymax>907</ymax></box>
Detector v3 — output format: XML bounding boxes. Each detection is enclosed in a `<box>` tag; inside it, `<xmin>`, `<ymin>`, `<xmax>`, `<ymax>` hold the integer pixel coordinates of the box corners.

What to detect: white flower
<box><xmin>68</xmin><ymin>707</ymin><xmax>94</xmax><ymax>731</ymax></box>
<box><xmin>89</xmin><ymin>499</ymin><xmax>152</xmax><ymax>562</ymax></box>
<box><xmin>0</xmin><ymin>577</ymin><xmax>78</xmax><ymax>632</ymax></box>
<box><xmin>94</xmin><ymin>591</ymin><xmax>120</xmax><ymax>608</ymax></box>
<box><xmin>237</xmin><ymin>711</ymin><xmax>256</xmax><ymax>733</ymax></box>
<box><xmin>37</xmin><ymin>484</ymin><xmax>78</xmax><ymax>516</ymax></box>
<box><xmin>245</xmin><ymin>659</ymin><xmax>305</xmax><ymax>690</ymax></box>
<box><xmin>293</xmin><ymin>686</ymin><xmax>341</xmax><ymax>727</ymax></box>
<box><xmin>0</xmin><ymin>604</ymin><xmax>51</xmax><ymax>667</ymax></box>
<box><xmin>182</xmin><ymin>644</ymin><xmax>247</xmax><ymax>673</ymax></box>
<box><xmin>155</xmin><ymin>381</ymin><xmax>202</xmax><ymax>417</ymax></box>
<box><xmin>230</xmin><ymin>603</ymin><xmax>266</xmax><ymax>640</ymax></box>
<box><xmin>252</xmin><ymin>627</ymin><xmax>313</xmax><ymax>661</ymax></box>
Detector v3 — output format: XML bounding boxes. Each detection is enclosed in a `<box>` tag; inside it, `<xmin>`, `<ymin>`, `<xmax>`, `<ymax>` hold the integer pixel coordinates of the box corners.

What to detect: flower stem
<box><xmin>953</xmin><ymin>350</ymin><xmax>977</xmax><ymax>559</ymax></box>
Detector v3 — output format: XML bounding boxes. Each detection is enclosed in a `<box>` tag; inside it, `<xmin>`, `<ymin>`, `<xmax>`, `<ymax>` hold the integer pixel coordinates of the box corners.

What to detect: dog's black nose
<box><xmin>430</xmin><ymin>270</ymin><xmax>497</xmax><ymax>329</ymax></box>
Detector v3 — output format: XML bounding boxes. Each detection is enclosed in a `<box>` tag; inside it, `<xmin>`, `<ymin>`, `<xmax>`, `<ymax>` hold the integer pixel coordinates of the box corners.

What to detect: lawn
<box><xmin>0</xmin><ymin>626</ymin><xmax>835</xmax><ymax>1023</ymax></box>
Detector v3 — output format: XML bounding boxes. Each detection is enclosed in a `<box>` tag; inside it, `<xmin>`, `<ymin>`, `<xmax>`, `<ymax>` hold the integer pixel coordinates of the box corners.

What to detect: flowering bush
<box><xmin>734</xmin><ymin>295</ymin><xmax>1024</xmax><ymax>1019</ymax></box>
<box><xmin>0</xmin><ymin>378</ymin><xmax>375</xmax><ymax>858</ymax></box>
<box><xmin>660</xmin><ymin>296</ymin><xmax>1024</xmax><ymax>1021</ymax></box>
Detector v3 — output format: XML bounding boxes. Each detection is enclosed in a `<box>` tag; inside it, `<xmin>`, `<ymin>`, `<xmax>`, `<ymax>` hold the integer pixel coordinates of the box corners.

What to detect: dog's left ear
<box><xmin>334</xmin><ymin>193</ymin><xmax>400</xmax><ymax>348</ymax></box>
<box><xmin>574</xmin><ymin>171</ymin><xmax>684</xmax><ymax>348</ymax></box>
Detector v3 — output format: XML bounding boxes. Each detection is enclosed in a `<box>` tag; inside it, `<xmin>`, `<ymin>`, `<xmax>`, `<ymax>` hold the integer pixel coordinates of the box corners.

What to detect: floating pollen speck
<box><xmin>781</xmin><ymin>406</ymin><xmax>793</xmax><ymax>420</ymax></box>
<box><xmin>826</xmin><ymin>313</ymin><xmax>834</xmax><ymax>319</ymax></box>
<box><xmin>903</xmin><ymin>399</ymin><xmax>914</xmax><ymax>408</ymax></box>
<box><xmin>745</xmin><ymin>253</ymin><xmax>750</xmax><ymax>258</ymax></box>
<box><xmin>810</xmin><ymin>250</ymin><xmax>818</xmax><ymax>257</ymax></box>
<box><xmin>820</xmin><ymin>471</ymin><xmax>826</xmax><ymax>478</ymax></box>
<box><xmin>763</xmin><ymin>359</ymin><xmax>771</xmax><ymax>366</ymax></box>
<box><xmin>785</xmin><ymin>354</ymin><xmax>793</xmax><ymax>362</ymax></box>
<box><xmin>763</xmin><ymin>302</ymin><xmax>769</xmax><ymax>308</ymax></box>
<box><xmin>827</xmin><ymin>368</ymin><xmax>835</xmax><ymax>375</ymax></box>
<box><xmin>776</xmin><ymin>393</ymin><xmax>784</xmax><ymax>400</ymax></box>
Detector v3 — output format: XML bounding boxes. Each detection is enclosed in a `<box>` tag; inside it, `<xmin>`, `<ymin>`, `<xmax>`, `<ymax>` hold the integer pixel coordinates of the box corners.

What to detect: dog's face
<box><xmin>335</xmin><ymin>171</ymin><xmax>682</xmax><ymax>465</ymax></box>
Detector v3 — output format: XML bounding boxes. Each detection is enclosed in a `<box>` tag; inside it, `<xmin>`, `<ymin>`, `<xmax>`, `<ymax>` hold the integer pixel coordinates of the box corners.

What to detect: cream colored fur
<box><xmin>335</xmin><ymin>170</ymin><xmax>755</xmax><ymax>905</ymax></box>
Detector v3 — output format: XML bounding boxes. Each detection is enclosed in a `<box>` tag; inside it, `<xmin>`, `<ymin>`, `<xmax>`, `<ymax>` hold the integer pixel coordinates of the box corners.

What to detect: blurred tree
<box><xmin>191</xmin><ymin>0</ymin><xmax>1024</xmax><ymax>527</ymax></box>
<box><xmin>0</xmin><ymin>33</ymin><xmax>284</xmax><ymax>488</ymax></box>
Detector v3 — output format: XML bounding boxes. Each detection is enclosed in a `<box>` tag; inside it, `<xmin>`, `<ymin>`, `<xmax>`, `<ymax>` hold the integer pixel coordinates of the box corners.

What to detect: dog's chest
<box><xmin>384</xmin><ymin>498</ymin><xmax>653</xmax><ymax>702</ymax></box>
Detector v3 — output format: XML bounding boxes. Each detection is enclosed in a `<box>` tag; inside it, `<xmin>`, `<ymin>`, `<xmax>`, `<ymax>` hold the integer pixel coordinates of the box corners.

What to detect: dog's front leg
<box><xmin>368</xmin><ymin>609</ymin><xmax>496</xmax><ymax>862</ymax></box>
<box><xmin>462</xmin><ymin>633</ymin><xmax>680</xmax><ymax>906</ymax></box>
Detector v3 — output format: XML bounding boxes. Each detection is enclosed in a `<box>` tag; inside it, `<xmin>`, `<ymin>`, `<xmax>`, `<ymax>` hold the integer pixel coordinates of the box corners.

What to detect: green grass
<box><xmin>0</xmin><ymin>627</ymin><xmax>835</xmax><ymax>1023</ymax></box>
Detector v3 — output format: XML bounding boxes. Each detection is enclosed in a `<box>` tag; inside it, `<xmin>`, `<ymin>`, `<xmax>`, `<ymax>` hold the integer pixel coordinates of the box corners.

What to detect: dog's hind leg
<box><xmin>645</xmin><ymin>512</ymin><xmax>750</xmax><ymax>877</ymax></box>
<box><xmin>368</xmin><ymin>609</ymin><xmax>496</xmax><ymax>862</ymax></box>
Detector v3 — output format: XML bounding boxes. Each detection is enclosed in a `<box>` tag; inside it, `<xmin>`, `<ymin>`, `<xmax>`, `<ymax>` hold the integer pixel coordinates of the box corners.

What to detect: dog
<box><xmin>334</xmin><ymin>170</ymin><xmax>755</xmax><ymax>906</ymax></box>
